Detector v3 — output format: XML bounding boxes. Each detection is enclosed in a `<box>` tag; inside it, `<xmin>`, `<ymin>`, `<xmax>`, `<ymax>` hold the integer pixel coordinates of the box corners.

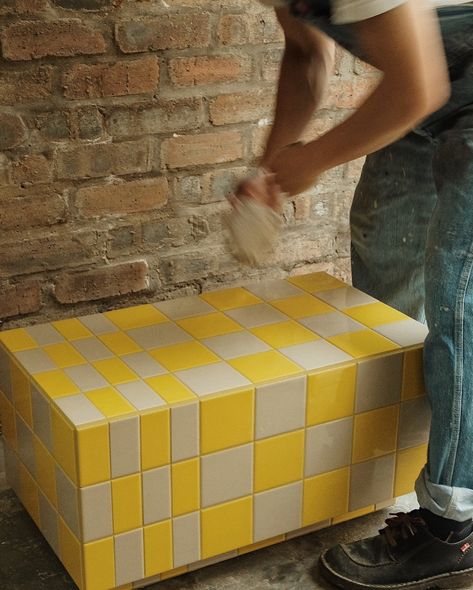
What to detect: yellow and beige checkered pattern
<box><xmin>0</xmin><ymin>272</ymin><xmax>430</xmax><ymax>590</ymax></box>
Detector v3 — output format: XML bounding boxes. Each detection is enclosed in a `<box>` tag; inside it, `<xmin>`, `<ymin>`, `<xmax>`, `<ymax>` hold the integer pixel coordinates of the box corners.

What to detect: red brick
<box><xmin>168</xmin><ymin>55</ymin><xmax>250</xmax><ymax>87</ymax></box>
<box><xmin>162</xmin><ymin>132</ymin><xmax>243</xmax><ymax>169</ymax></box>
<box><xmin>0</xmin><ymin>281</ymin><xmax>42</xmax><ymax>320</ymax></box>
<box><xmin>63</xmin><ymin>56</ymin><xmax>159</xmax><ymax>99</ymax></box>
<box><xmin>1</xmin><ymin>20</ymin><xmax>107</xmax><ymax>61</ymax></box>
<box><xmin>210</xmin><ymin>90</ymin><xmax>274</xmax><ymax>125</ymax></box>
<box><xmin>55</xmin><ymin>140</ymin><xmax>151</xmax><ymax>180</ymax></box>
<box><xmin>115</xmin><ymin>15</ymin><xmax>211</xmax><ymax>53</ymax></box>
<box><xmin>0</xmin><ymin>113</ymin><xmax>27</xmax><ymax>150</ymax></box>
<box><xmin>76</xmin><ymin>177</ymin><xmax>169</xmax><ymax>217</ymax></box>
<box><xmin>0</xmin><ymin>67</ymin><xmax>53</xmax><ymax>104</ymax></box>
<box><xmin>217</xmin><ymin>13</ymin><xmax>283</xmax><ymax>46</ymax></box>
<box><xmin>218</xmin><ymin>14</ymin><xmax>250</xmax><ymax>46</ymax></box>
<box><xmin>54</xmin><ymin>260</ymin><xmax>149</xmax><ymax>303</ymax></box>
<box><xmin>10</xmin><ymin>155</ymin><xmax>52</xmax><ymax>185</ymax></box>
<box><xmin>0</xmin><ymin>186</ymin><xmax>67</xmax><ymax>231</ymax></box>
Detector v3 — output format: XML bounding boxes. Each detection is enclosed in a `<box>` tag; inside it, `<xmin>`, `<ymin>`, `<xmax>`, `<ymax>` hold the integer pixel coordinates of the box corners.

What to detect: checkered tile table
<box><xmin>0</xmin><ymin>272</ymin><xmax>430</xmax><ymax>590</ymax></box>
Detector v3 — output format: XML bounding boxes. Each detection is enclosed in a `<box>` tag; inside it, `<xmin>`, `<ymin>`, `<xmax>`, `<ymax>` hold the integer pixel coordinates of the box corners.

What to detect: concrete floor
<box><xmin>0</xmin><ymin>438</ymin><xmax>417</xmax><ymax>590</ymax></box>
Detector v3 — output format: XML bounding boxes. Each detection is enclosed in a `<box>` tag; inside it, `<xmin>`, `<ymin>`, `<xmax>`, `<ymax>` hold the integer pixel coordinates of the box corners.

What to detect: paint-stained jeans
<box><xmin>290</xmin><ymin>2</ymin><xmax>473</xmax><ymax>520</ymax></box>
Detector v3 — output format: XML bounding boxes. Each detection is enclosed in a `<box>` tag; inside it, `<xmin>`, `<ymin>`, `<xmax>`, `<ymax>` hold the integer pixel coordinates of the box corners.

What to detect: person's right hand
<box><xmin>229</xmin><ymin>171</ymin><xmax>284</xmax><ymax>213</ymax></box>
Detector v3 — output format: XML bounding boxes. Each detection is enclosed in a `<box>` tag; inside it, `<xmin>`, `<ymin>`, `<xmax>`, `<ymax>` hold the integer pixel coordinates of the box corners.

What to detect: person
<box><xmin>233</xmin><ymin>0</ymin><xmax>473</xmax><ymax>588</ymax></box>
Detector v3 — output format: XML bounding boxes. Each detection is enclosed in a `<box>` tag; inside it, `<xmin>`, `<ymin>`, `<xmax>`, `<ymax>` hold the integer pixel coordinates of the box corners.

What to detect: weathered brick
<box><xmin>54</xmin><ymin>260</ymin><xmax>149</xmax><ymax>303</ymax></box>
<box><xmin>36</xmin><ymin>107</ymin><xmax>103</xmax><ymax>141</ymax></box>
<box><xmin>53</xmin><ymin>0</ymin><xmax>113</xmax><ymax>9</ymax></box>
<box><xmin>201</xmin><ymin>166</ymin><xmax>249</xmax><ymax>203</ymax></box>
<box><xmin>0</xmin><ymin>281</ymin><xmax>42</xmax><ymax>320</ymax></box>
<box><xmin>210</xmin><ymin>90</ymin><xmax>274</xmax><ymax>125</ymax></box>
<box><xmin>168</xmin><ymin>55</ymin><xmax>250</xmax><ymax>87</ymax></box>
<box><xmin>106</xmin><ymin>98</ymin><xmax>203</xmax><ymax>137</ymax></box>
<box><xmin>218</xmin><ymin>14</ymin><xmax>250</xmax><ymax>46</ymax></box>
<box><xmin>160</xmin><ymin>249</ymin><xmax>219</xmax><ymax>284</ymax></box>
<box><xmin>0</xmin><ymin>0</ymin><xmax>48</xmax><ymax>14</ymax></box>
<box><xmin>0</xmin><ymin>230</ymin><xmax>102</xmax><ymax>277</ymax></box>
<box><xmin>76</xmin><ymin>177</ymin><xmax>168</xmax><ymax>217</ymax></box>
<box><xmin>162</xmin><ymin>132</ymin><xmax>243</xmax><ymax>170</ymax></box>
<box><xmin>217</xmin><ymin>13</ymin><xmax>283</xmax><ymax>46</ymax></box>
<box><xmin>107</xmin><ymin>224</ymin><xmax>140</xmax><ymax>258</ymax></box>
<box><xmin>0</xmin><ymin>67</ymin><xmax>53</xmax><ymax>104</ymax></box>
<box><xmin>0</xmin><ymin>113</ymin><xmax>28</xmax><ymax>149</ymax></box>
<box><xmin>10</xmin><ymin>154</ymin><xmax>52</xmax><ymax>185</ymax></box>
<box><xmin>1</xmin><ymin>20</ymin><xmax>107</xmax><ymax>61</ymax></box>
<box><xmin>115</xmin><ymin>15</ymin><xmax>211</xmax><ymax>53</ymax></box>
<box><xmin>0</xmin><ymin>186</ymin><xmax>67</xmax><ymax>231</ymax></box>
<box><xmin>261</xmin><ymin>48</ymin><xmax>283</xmax><ymax>82</ymax></box>
<box><xmin>63</xmin><ymin>56</ymin><xmax>159</xmax><ymax>99</ymax></box>
<box><xmin>55</xmin><ymin>140</ymin><xmax>151</xmax><ymax>180</ymax></box>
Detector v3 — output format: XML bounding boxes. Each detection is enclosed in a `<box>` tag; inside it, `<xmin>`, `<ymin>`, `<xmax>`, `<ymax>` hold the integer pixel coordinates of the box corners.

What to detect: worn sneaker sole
<box><xmin>319</xmin><ymin>552</ymin><xmax>473</xmax><ymax>589</ymax></box>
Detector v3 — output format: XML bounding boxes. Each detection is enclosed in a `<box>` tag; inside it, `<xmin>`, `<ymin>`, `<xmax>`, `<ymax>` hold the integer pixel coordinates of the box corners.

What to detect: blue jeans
<box><xmin>294</xmin><ymin>3</ymin><xmax>473</xmax><ymax>520</ymax></box>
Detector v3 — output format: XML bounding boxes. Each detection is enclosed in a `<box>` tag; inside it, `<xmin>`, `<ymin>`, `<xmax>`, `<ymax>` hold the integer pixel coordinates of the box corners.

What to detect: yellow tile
<box><xmin>332</xmin><ymin>505</ymin><xmax>375</xmax><ymax>525</ymax></box>
<box><xmin>0</xmin><ymin>328</ymin><xmax>37</xmax><ymax>352</ymax></box>
<box><xmin>172</xmin><ymin>458</ymin><xmax>200</xmax><ymax>516</ymax></box>
<box><xmin>141</xmin><ymin>408</ymin><xmax>170</xmax><ymax>471</ymax></box>
<box><xmin>83</xmin><ymin>537</ymin><xmax>115</xmax><ymax>590</ymax></box>
<box><xmin>0</xmin><ymin>393</ymin><xmax>17</xmax><ymax>451</ymax></box>
<box><xmin>11</xmin><ymin>362</ymin><xmax>33</xmax><ymax>427</ymax></box>
<box><xmin>33</xmin><ymin>370</ymin><xmax>80</xmax><ymax>400</ymax></box>
<box><xmin>303</xmin><ymin>467</ymin><xmax>350</xmax><ymax>526</ymax></box>
<box><xmin>270</xmin><ymin>295</ymin><xmax>334</xmax><ymax>319</ymax></box>
<box><xmin>77</xmin><ymin>423</ymin><xmax>110</xmax><ymax>486</ymax></box>
<box><xmin>145</xmin><ymin>374</ymin><xmax>196</xmax><ymax>404</ymax></box>
<box><xmin>229</xmin><ymin>351</ymin><xmax>302</xmax><ymax>384</ymax></box>
<box><xmin>395</xmin><ymin>443</ymin><xmax>428</xmax><ymax>497</ymax></box>
<box><xmin>150</xmin><ymin>341</ymin><xmax>219</xmax><ymax>372</ymax></box>
<box><xmin>201</xmin><ymin>496</ymin><xmax>253</xmax><ymax>559</ymax></box>
<box><xmin>144</xmin><ymin>520</ymin><xmax>173</xmax><ymax>577</ymax></box>
<box><xmin>105</xmin><ymin>304</ymin><xmax>167</xmax><ymax>330</ymax></box>
<box><xmin>51</xmin><ymin>406</ymin><xmax>77</xmax><ymax>484</ymax></box>
<box><xmin>160</xmin><ymin>565</ymin><xmax>188</xmax><ymax>580</ymax></box>
<box><xmin>250</xmin><ymin>321</ymin><xmax>319</xmax><ymax>348</ymax></box>
<box><xmin>327</xmin><ymin>330</ymin><xmax>399</xmax><ymax>359</ymax></box>
<box><xmin>200</xmin><ymin>287</ymin><xmax>261</xmax><ymax>310</ymax></box>
<box><xmin>34</xmin><ymin>438</ymin><xmax>57</xmax><ymax>507</ymax></box>
<box><xmin>402</xmin><ymin>348</ymin><xmax>425</xmax><ymax>400</ymax></box>
<box><xmin>254</xmin><ymin>430</ymin><xmax>304</xmax><ymax>492</ymax></box>
<box><xmin>238</xmin><ymin>535</ymin><xmax>285</xmax><ymax>555</ymax></box>
<box><xmin>177</xmin><ymin>312</ymin><xmax>243</xmax><ymax>339</ymax></box>
<box><xmin>344</xmin><ymin>302</ymin><xmax>409</xmax><ymax>328</ymax></box>
<box><xmin>92</xmin><ymin>358</ymin><xmax>138</xmax><ymax>385</ymax></box>
<box><xmin>52</xmin><ymin>318</ymin><xmax>92</xmax><ymax>341</ymax></box>
<box><xmin>288</xmin><ymin>272</ymin><xmax>345</xmax><ymax>293</ymax></box>
<box><xmin>98</xmin><ymin>332</ymin><xmax>142</xmax><ymax>356</ymax></box>
<box><xmin>58</xmin><ymin>518</ymin><xmax>83</xmax><ymax>589</ymax></box>
<box><xmin>353</xmin><ymin>405</ymin><xmax>399</xmax><ymax>464</ymax></box>
<box><xmin>307</xmin><ymin>364</ymin><xmax>356</xmax><ymax>426</ymax></box>
<box><xmin>201</xmin><ymin>388</ymin><xmax>254</xmax><ymax>454</ymax></box>
<box><xmin>85</xmin><ymin>387</ymin><xmax>135</xmax><ymax>418</ymax></box>
<box><xmin>112</xmin><ymin>474</ymin><xmax>142</xmax><ymax>533</ymax></box>
<box><xmin>19</xmin><ymin>462</ymin><xmax>40</xmax><ymax>526</ymax></box>
<box><xmin>43</xmin><ymin>342</ymin><xmax>87</xmax><ymax>368</ymax></box>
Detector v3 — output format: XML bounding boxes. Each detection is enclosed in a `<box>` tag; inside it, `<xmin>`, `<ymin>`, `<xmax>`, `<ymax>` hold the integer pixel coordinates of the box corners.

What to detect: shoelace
<box><xmin>381</xmin><ymin>512</ymin><xmax>427</xmax><ymax>548</ymax></box>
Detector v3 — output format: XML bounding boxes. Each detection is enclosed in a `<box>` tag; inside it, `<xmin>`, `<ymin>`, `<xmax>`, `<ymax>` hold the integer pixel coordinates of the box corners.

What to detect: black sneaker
<box><xmin>319</xmin><ymin>510</ymin><xmax>473</xmax><ymax>589</ymax></box>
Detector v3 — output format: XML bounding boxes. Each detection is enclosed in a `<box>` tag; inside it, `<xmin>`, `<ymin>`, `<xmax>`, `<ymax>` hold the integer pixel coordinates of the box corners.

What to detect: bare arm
<box><xmin>269</xmin><ymin>0</ymin><xmax>450</xmax><ymax>195</ymax></box>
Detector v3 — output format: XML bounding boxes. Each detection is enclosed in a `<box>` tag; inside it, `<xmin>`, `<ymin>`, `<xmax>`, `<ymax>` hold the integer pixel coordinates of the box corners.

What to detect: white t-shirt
<box><xmin>260</xmin><ymin>0</ymin><xmax>471</xmax><ymax>24</ymax></box>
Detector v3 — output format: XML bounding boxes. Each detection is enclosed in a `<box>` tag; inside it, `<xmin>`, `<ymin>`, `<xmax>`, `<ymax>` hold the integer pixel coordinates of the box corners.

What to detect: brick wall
<box><xmin>0</xmin><ymin>0</ymin><xmax>378</xmax><ymax>329</ymax></box>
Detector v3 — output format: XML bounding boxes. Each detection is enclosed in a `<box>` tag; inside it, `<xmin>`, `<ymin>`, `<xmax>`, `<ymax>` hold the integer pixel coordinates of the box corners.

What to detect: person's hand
<box><xmin>266</xmin><ymin>142</ymin><xmax>320</xmax><ymax>196</ymax></box>
<box><xmin>229</xmin><ymin>170</ymin><xmax>284</xmax><ymax>213</ymax></box>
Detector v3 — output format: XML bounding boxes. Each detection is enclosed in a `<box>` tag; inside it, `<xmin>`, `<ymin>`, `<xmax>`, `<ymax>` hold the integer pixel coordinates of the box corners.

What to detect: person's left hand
<box><xmin>266</xmin><ymin>142</ymin><xmax>320</xmax><ymax>196</ymax></box>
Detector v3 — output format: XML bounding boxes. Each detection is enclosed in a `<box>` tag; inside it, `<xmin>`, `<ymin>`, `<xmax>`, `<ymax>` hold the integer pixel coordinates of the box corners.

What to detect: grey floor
<box><xmin>0</xmin><ymin>438</ymin><xmax>417</xmax><ymax>590</ymax></box>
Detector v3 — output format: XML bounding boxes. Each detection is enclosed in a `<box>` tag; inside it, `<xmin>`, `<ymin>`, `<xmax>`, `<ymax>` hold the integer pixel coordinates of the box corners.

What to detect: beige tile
<box><xmin>78</xmin><ymin>314</ymin><xmax>118</xmax><ymax>335</ymax></box>
<box><xmin>80</xmin><ymin>482</ymin><xmax>113</xmax><ymax>542</ymax></box>
<box><xmin>14</xmin><ymin>349</ymin><xmax>56</xmax><ymax>373</ymax></box>
<box><xmin>115</xmin><ymin>529</ymin><xmax>145</xmax><ymax>586</ymax></box>
<box><xmin>254</xmin><ymin>482</ymin><xmax>303</xmax><ymax>542</ymax></box>
<box><xmin>175</xmin><ymin>363</ymin><xmax>250</xmax><ymax>397</ymax></box>
<box><xmin>110</xmin><ymin>416</ymin><xmax>140</xmax><ymax>478</ymax></box>
<box><xmin>187</xmin><ymin>550</ymin><xmax>238</xmax><ymax>572</ymax></box>
<box><xmin>255</xmin><ymin>376</ymin><xmax>306</xmax><ymax>439</ymax></box>
<box><xmin>244</xmin><ymin>279</ymin><xmax>304</xmax><ymax>301</ymax></box>
<box><xmin>355</xmin><ymin>354</ymin><xmax>403</xmax><ymax>413</ymax></box>
<box><xmin>300</xmin><ymin>312</ymin><xmax>364</xmax><ymax>338</ymax></box>
<box><xmin>285</xmin><ymin>519</ymin><xmax>331</xmax><ymax>540</ymax></box>
<box><xmin>374</xmin><ymin>319</ymin><xmax>428</xmax><ymax>347</ymax></box>
<box><xmin>38</xmin><ymin>491</ymin><xmax>59</xmax><ymax>555</ymax></box>
<box><xmin>55</xmin><ymin>465</ymin><xmax>80</xmax><ymax>538</ymax></box>
<box><xmin>116</xmin><ymin>381</ymin><xmax>166</xmax><ymax>412</ymax></box>
<box><xmin>316</xmin><ymin>287</ymin><xmax>377</xmax><ymax>309</ymax></box>
<box><xmin>143</xmin><ymin>466</ymin><xmax>171</xmax><ymax>525</ymax></box>
<box><xmin>0</xmin><ymin>346</ymin><xmax>12</xmax><ymax>400</ymax></box>
<box><xmin>201</xmin><ymin>445</ymin><xmax>253</xmax><ymax>508</ymax></box>
<box><xmin>26</xmin><ymin>324</ymin><xmax>65</xmax><ymax>345</ymax></box>
<box><xmin>398</xmin><ymin>397</ymin><xmax>431</xmax><ymax>450</ymax></box>
<box><xmin>120</xmin><ymin>352</ymin><xmax>167</xmax><ymax>378</ymax></box>
<box><xmin>4</xmin><ymin>442</ymin><xmax>19</xmax><ymax>494</ymax></box>
<box><xmin>349</xmin><ymin>454</ymin><xmax>396</xmax><ymax>512</ymax></box>
<box><xmin>171</xmin><ymin>402</ymin><xmax>199</xmax><ymax>462</ymax></box>
<box><xmin>16</xmin><ymin>415</ymin><xmax>36</xmax><ymax>476</ymax></box>
<box><xmin>173</xmin><ymin>511</ymin><xmax>200</xmax><ymax>568</ymax></box>
<box><xmin>154</xmin><ymin>295</ymin><xmax>215</xmax><ymax>320</ymax></box>
<box><xmin>226</xmin><ymin>304</ymin><xmax>288</xmax><ymax>328</ymax></box>
<box><xmin>280</xmin><ymin>340</ymin><xmax>352</xmax><ymax>371</ymax></box>
<box><xmin>71</xmin><ymin>337</ymin><xmax>115</xmax><ymax>361</ymax></box>
<box><xmin>202</xmin><ymin>332</ymin><xmax>270</xmax><ymax>360</ymax></box>
<box><xmin>31</xmin><ymin>384</ymin><xmax>52</xmax><ymax>452</ymax></box>
<box><xmin>64</xmin><ymin>364</ymin><xmax>109</xmax><ymax>391</ymax></box>
<box><xmin>55</xmin><ymin>394</ymin><xmax>105</xmax><ymax>427</ymax></box>
<box><xmin>305</xmin><ymin>418</ymin><xmax>353</xmax><ymax>477</ymax></box>
<box><xmin>127</xmin><ymin>323</ymin><xmax>191</xmax><ymax>350</ymax></box>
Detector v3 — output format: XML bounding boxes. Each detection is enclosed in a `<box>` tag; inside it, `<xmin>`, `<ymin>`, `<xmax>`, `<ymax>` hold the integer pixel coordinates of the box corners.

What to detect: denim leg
<box><xmin>415</xmin><ymin>117</ymin><xmax>473</xmax><ymax>521</ymax></box>
<box><xmin>350</xmin><ymin>132</ymin><xmax>437</xmax><ymax>322</ymax></box>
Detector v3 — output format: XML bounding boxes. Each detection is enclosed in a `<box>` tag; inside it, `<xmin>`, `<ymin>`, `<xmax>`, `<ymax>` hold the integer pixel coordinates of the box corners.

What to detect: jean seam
<box><xmin>444</xmin><ymin>243</ymin><xmax>473</xmax><ymax>485</ymax></box>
